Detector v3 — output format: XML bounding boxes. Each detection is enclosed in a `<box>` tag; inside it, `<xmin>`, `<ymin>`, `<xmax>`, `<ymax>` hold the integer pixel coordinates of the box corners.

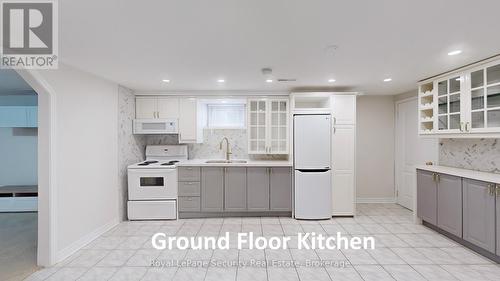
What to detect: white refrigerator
<box><xmin>294</xmin><ymin>114</ymin><xmax>332</xmax><ymax>219</ymax></box>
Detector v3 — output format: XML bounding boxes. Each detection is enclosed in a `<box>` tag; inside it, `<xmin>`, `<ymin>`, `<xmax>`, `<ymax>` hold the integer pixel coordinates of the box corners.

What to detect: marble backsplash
<box><xmin>118</xmin><ymin>86</ymin><xmax>146</xmax><ymax>220</ymax></box>
<box><xmin>439</xmin><ymin>138</ymin><xmax>500</xmax><ymax>173</ymax></box>
<box><xmin>145</xmin><ymin>128</ymin><xmax>287</xmax><ymax>160</ymax></box>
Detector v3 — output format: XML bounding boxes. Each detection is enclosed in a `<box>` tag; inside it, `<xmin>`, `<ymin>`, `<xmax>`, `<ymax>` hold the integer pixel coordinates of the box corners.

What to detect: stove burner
<box><xmin>138</xmin><ymin>160</ymin><xmax>158</xmax><ymax>166</ymax></box>
<box><xmin>161</xmin><ymin>160</ymin><xmax>180</xmax><ymax>166</ymax></box>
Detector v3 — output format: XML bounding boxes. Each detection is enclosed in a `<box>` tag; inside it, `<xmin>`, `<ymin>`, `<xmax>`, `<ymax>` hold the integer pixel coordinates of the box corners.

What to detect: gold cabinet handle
<box><xmin>487</xmin><ymin>184</ymin><xmax>495</xmax><ymax>196</ymax></box>
<box><xmin>460</xmin><ymin>122</ymin><xmax>464</xmax><ymax>132</ymax></box>
<box><xmin>496</xmin><ymin>185</ymin><xmax>500</xmax><ymax>197</ymax></box>
<box><xmin>466</xmin><ymin>122</ymin><xmax>471</xmax><ymax>132</ymax></box>
<box><xmin>433</xmin><ymin>173</ymin><xmax>440</xmax><ymax>182</ymax></box>
<box><xmin>436</xmin><ymin>174</ymin><xmax>440</xmax><ymax>182</ymax></box>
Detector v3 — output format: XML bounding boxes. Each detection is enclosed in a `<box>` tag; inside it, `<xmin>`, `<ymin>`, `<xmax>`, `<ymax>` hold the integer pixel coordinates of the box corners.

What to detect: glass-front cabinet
<box><xmin>467</xmin><ymin>61</ymin><xmax>500</xmax><ymax>132</ymax></box>
<box><xmin>248</xmin><ymin>98</ymin><xmax>289</xmax><ymax>154</ymax></box>
<box><xmin>436</xmin><ymin>74</ymin><xmax>465</xmax><ymax>133</ymax></box>
<box><xmin>248</xmin><ymin>99</ymin><xmax>268</xmax><ymax>153</ymax></box>
<box><xmin>418</xmin><ymin>58</ymin><xmax>500</xmax><ymax>136</ymax></box>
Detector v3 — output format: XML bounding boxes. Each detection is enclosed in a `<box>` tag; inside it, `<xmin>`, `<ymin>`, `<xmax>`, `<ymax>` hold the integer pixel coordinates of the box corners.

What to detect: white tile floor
<box><xmin>26</xmin><ymin>204</ymin><xmax>500</xmax><ymax>281</ymax></box>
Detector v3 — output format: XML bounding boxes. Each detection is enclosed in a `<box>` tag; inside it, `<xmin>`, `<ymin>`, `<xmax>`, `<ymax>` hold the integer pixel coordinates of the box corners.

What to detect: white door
<box><xmin>396</xmin><ymin>98</ymin><xmax>438</xmax><ymax>210</ymax></box>
<box><xmin>136</xmin><ymin>97</ymin><xmax>157</xmax><ymax>119</ymax></box>
<box><xmin>293</xmin><ymin>115</ymin><xmax>331</xmax><ymax>169</ymax></box>
<box><xmin>157</xmin><ymin>97</ymin><xmax>179</xmax><ymax>119</ymax></box>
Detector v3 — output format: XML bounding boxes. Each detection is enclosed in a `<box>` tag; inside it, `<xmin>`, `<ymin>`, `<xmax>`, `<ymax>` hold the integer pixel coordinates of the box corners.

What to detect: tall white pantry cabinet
<box><xmin>331</xmin><ymin>95</ymin><xmax>356</xmax><ymax>216</ymax></box>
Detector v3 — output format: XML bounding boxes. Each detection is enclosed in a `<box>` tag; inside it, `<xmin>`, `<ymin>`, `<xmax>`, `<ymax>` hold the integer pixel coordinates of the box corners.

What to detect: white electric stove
<box><xmin>127</xmin><ymin>145</ymin><xmax>187</xmax><ymax>220</ymax></box>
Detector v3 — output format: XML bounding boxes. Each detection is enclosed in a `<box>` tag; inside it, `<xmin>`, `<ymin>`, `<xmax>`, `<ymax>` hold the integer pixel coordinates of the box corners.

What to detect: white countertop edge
<box><xmin>177</xmin><ymin>159</ymin><xmax>293</xmax><ymax>167</ymax></box>
<box><xmin>416</xmin><ymin>165</ymin><xmax>500</xmax><ymax>184</ymax></box>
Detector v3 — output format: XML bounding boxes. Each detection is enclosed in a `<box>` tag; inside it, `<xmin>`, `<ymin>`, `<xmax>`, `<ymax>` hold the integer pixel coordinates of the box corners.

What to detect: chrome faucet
<box><xmin>219</xmin><ymin>137</ymin><xmax>232</xmax><ymax>161</ymax></box>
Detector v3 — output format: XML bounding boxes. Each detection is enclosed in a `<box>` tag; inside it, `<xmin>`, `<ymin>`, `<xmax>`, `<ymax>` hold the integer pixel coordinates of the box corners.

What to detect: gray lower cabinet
<box><xmin>196</xmin><ymin>166</ymin><xmax>292</xmax><ymax>214</ymax></box>
<box><xmin>178</xmin><ymin>167</ymin><xmax>201</xmax><ymax>181</ymax></box>
<box><xmin>416</xmin><ymin>169</ymin><xmax>437</xmax><ymax>225</ymax></box>
<box><xmin>178</xmin><ymin>196</ymin><xmax>201</xmax><ymax>212</ymax></box>
<box><xmin>270</xmin><ymin>167</ymin><xmax>292</xmax><ymax>211</ymax></box>
<box><xmin>224</xmin><ymin>167</ymin><xmax>247</xmax><ymax>211</ymax></box>
<box><xmin>463</xmin><ymin>178</ymin><xmax>496</xmax><ymax>253</ymax></box>
<box><xmin>436</xmin><ymin>174</ymin><xmax>462</xmax><ymax>237</ymax></box>
<box><xmin>201</xmin><ymin>167</ymin><xmax>224</xmax><ymax>212</ymax></box>
<box><xmin>497</xmin><ymin>186</ymin><xmax>500</xmax><ymax>255</ymax></box>
<box><xmin>247</xmin><ymin>167</ymin><xmax>270</xmax><ymax>211</ymax></box>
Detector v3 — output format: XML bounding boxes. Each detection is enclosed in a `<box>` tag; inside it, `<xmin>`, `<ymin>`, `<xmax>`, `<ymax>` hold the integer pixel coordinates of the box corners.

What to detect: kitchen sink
<box><xmin>205</xmin><ymin>160</ymin><xmax>247</xmax><ymax>163</ymax></box>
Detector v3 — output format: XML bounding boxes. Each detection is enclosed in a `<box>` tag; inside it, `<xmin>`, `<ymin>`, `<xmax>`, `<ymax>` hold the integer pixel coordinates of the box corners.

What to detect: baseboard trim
<box><xmin>55</xmin><ymin>218</ymin><xmax>119</xmax><ymax>264</ymax></box>
<box><xmin>356</xmin><ymin>197</ymin><xmax>396</xmax><ymax>204</ymax></box>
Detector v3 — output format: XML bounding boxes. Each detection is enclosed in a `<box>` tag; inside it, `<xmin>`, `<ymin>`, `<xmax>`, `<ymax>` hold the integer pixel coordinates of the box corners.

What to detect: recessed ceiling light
<box><xmin>448</xmin><ymin>50</ymin><xmax>462</xmax><ymax>56</ymax></box>
<box><xmin>162</xmin><ymin>79</ymin><xmax>170</xmax><ymax>83</ymax></box>
<box><xmin>383</xmin><ymin>78</ymin><xmax>392</xmax><ymax>82</ymax></box>
<box><xmin>328</xmin><ymin>79</ymin><xmax>336</xmax><ymax>83</ymax></box>
<box><xmin>217</xmin><ymin>79</ymin><xmax>225</xmax><ymax>83</ymax></box>
<box><xmin>266</xmin><ymin>79</ymin><xmax>273</xmax><ymax>83</ymax></box>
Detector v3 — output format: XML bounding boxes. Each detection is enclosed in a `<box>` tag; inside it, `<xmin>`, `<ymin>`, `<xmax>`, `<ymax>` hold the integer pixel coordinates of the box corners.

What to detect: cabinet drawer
<box><xmin>127</xmin><ymin>200</ymin><xmax>176</xmax><ymax>220</ymax></box>
<box><xmin>179</xmin><ymin>181</ymin><xmax>200</xmax><ymax>196</ymax></box>
<box><xmin>178</xmin><ymin>196</ymin><xmax>200</xmax><ymax>212</ymax></box>
<box><xmin>178</xmin><ymin>167</ymin><xmax>201</xmax><ymax>181</ymax></box>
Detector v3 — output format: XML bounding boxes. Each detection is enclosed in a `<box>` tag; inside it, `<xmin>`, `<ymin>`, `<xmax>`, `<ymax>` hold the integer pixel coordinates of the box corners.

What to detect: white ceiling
<box><xmin>58</xmin><ymin>0</ymin><xmax>500</xmax><ymax>95</ymax></box>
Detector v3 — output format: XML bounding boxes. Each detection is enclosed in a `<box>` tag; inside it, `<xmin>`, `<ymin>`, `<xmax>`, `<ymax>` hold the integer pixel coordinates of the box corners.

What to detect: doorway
<box><xmin>0</xmin><ymin>69</ymin><xmax>39</xmax><ymax>280</ymax></box>
<box><xmin>395</xmin><ymin>97</ymin><xmax>438</xmax><ymax>210</ymax></box>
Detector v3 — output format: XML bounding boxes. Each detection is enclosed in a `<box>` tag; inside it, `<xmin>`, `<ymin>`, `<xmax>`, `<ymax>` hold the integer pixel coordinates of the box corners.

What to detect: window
<box><xmin>207</xmin><ymin>104</ymin><xmax>246</xmax><ymax>129</ymax></box>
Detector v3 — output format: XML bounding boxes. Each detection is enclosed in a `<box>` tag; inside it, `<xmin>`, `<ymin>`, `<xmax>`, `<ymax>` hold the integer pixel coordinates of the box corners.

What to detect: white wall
<box><xmin>356</xmin><ymin>96</ymin><xmax>395</xmax><ymax>201</ymax></box>
<box><xmin>34</xmin><ymin>64</ymin><xmax>119</xmax><ymax>262</ymax></box>
<box><xmin>0</xmin><ymin>128</ymin><xmax>37</xmax><ymax>186</ymax></box>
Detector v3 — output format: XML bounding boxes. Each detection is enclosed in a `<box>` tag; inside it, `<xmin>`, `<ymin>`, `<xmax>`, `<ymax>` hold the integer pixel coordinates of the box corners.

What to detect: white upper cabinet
<box><xmin>157</xmin><ymin>98</ymin><xmax>179</xmax><ymax>119</ymax></box>
<box><xmin>436</xmin><ymin>74</ymin><xmax>466</xmax><ymax>133</ymax></box>
<box><xmin>331</xmin><ymin>95</ymin><xmax>356</xmax><ymax>125</ymax></box>
<box><xmin>248</xmin><ymin>98</ymin><xmax>289</xmax><ymax>154</ymax></box>
<box><xmin>466</xmin><ymin>61</ymin><xmax>500</xmax><ymax>133</ymax></box>
<box><xmin>178</xmin><ymin>98</ymin><xmax>201</xmax><ymax>143</ymax></box>
<box><xmin>136</xmin><ymin>97</ymin><xmax>157</xmax><ymax>119</ymax></box>
<box><xmin>135</xmin><ymin>97</ymin><xmax>179</xmax><ymax>119</ymax></box>
<box><xmin>418</xmin><ymin>58</ymin><xmax>500</xmax><ymax>137</ymax></box>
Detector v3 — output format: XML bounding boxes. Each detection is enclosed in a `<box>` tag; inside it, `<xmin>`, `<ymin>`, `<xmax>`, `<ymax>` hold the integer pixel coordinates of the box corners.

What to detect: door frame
<box><xmin>16</xmin><ymin>69</ymin><xmax>57</xmax><ymax>266</ymax></box>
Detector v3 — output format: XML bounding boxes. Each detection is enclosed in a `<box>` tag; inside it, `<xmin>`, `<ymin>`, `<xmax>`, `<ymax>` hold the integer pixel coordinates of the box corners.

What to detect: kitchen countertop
<box><xmin>177</xmin><ymin>159</ymin><xmax>293</xmax><ymax>167</ymax></box>
<box><xmin>416</xmin><ymin>165</ymin><xmax>500</xmax><ymax>184</ymax></box>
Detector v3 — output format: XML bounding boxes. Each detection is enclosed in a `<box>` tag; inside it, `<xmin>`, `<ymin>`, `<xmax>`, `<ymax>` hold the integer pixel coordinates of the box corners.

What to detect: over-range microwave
<box><xmin>133</xmin><ymin>119</ymin><xmax>178</xmax><ymax>134</ymax></box>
